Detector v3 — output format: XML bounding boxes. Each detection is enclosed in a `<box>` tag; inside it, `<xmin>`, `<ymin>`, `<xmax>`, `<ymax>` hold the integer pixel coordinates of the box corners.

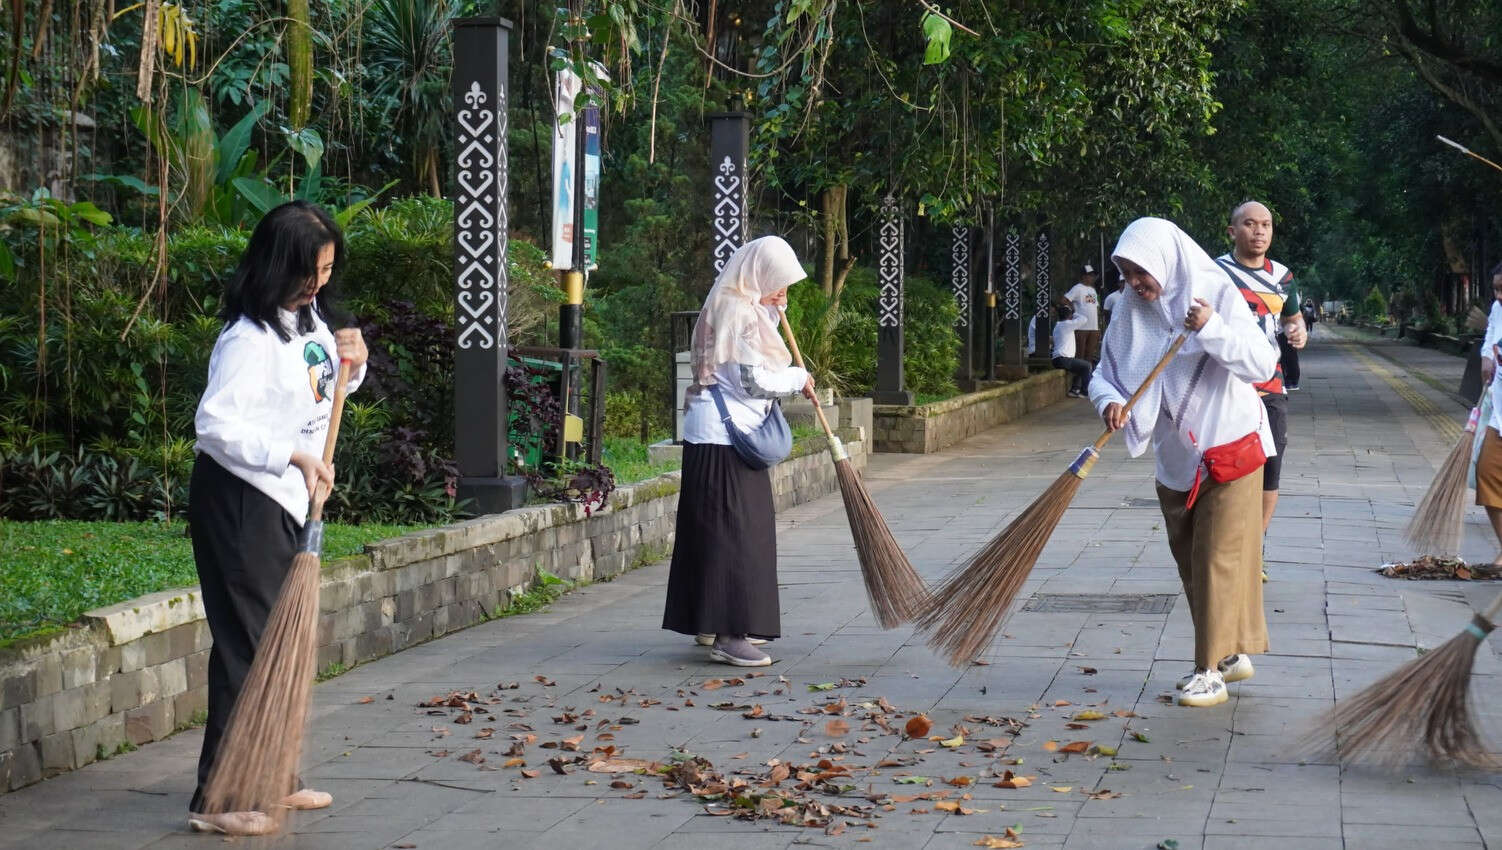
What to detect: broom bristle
<box><xmin>1301</xmin><ymin>622</ymin><xmax>1497</xmax><ymax>768</ymax></box>
<box><xmin>917</xmin><ymin>470</ymin><xmax>1084</xmax><ymax>666</ymax></box>
<box><xmin>833</xmin><ymin>459</ymin><xmax>927</xmax><ymax>627</ymax></box>
<box><xmin>199</xmin><ymin>551</ymin><xmax>322</xmax><ymax>821</ymax></box>
<box><xmin>1403</xmin><ymin>429</ymin><xmax>1474</xmax><ymax>556</ymax></box>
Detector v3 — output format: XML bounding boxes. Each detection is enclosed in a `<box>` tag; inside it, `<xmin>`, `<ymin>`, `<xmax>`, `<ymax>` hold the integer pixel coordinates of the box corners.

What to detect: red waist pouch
<box><xmin>1185</xmin><ymin>430</ymin><xmax>1267</xmax><ymax>509</ymax></box>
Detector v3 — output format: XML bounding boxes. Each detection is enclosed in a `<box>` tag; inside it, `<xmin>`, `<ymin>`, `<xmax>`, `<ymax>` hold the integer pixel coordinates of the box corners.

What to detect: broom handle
<box><xmin>310</xmin><ymin>358</ymin><xmax>353</xmax><ymax>522</ymax></box>
<box><xmin>778</xmin><ymin>311</ymin><xmax>838</xmax><ymax>438</ymax></box>
<box><xmin>1089</xmin><ymin>333</ymin><xmax>1189</xmax><ymax>452</ymax></box>
<box><xmin>1437</xmin><ymin>135</ymin><xmax>1502</xmax><ymax>174</ymax></box>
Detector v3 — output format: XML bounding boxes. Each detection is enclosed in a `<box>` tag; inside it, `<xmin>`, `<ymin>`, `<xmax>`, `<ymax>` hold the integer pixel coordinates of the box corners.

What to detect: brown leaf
<box><xmin>905</xmin><ymin>715</ymin><xmax>933</xmax><ymax>739</ymax></box>
<box><xmin>825</xmin><ymin>719</ymin><xmax>851</xmax><ymax>738</ymax></box>
<box><xmin>520</xmin><ymin>768</ymin><xmax>540</xmax><ymax>779</ymax></box>
<box><xmin>502</xmin><ymin>757</ymin><xmax>525</xmax><ymax>768</ymax></box>
<box><xmin>702</xmin><ymin>679</ymin><xmax>725</xmax><ymax>690</ymax></box>
<box><xmin>973</xmin><ymin>834</ymin><xmax>1025</xmax><ymax>848</ymax></box>
<box><xmin>547</xmin><ymin>757</ymin><xmax>569</xmax><ymax>775</ymax></box>
<box><xmin>1059</xmin><ymin>741</ymin><xmax>1091</xmax><ymax>754</ymax></box>
<box><xmin>457</xmin><ymin>749</ymin><xmax>485</xmax><ymax>764</ymax></box>
<box><xmin>742</xmin><ymin>704</ymin><xmax>765</xmax><ymax>719</ymax></box>
<box><xmin>454</xmin><ymin>711</ymin><xmax>473</xmax><ymax>725</ymax></box>
<box><xmin>1042</xmin><ymin>740</ymin><xmax>1059</xmax><ymax>752</ymax></box>
<box><xmin>475</xmin><ymin>728</ymin><xmax>494</xmax><ymax>739</ymax></box>
<box><xmin>994</xmin><ymin>771</ymin><xmax>1033</xmax><ymax>789</ymax></box>
<box><xmin>588</xmin><ymin>757</ymin><xmax>657</xmax><ymax>773</ymax></box>
<box><xmin>356</xmin><ymin>696</ymin><xmax>374</xmax><ymax>704</ymax></box>
<box><xmin>1112</xmin><ymin>709</ymin><xmax>1137</xmax><ymax>718</ymax></box>
<box><xmin>1053</xmin><ymin>700</ymin><xmax>1072</xmax><ymax>707</ymax></box>
<box><xmin>610</xmin><ymin>780</ymin><xmax>635</xmax><ymax>789</ymax></box>
<box><xmin>534</xmin><ymin>675</ymin><xmax>556</xmax><ymax>686</ymax></box>
<box><xmin>945</xmin><ymin>776</ymin><xmax>974</xmax><ymax>787</ymax></box>
<box><xmin>761</xmin><ymin>763</ymin><xmax>791</xmax><ymax>786</ymax></box>
<box><xmin>561</xmin><ymin>735</ymin><xmax>584</xmax><ymax>751</ymax></box>
<box><xmin>1078</xmin><ymin>666</ymin><xmax>1098</xmax><ymax>675</ymax></box>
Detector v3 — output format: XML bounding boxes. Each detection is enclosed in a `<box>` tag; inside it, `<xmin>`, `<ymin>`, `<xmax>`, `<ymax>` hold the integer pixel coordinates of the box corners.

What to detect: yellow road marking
<box><xmin>1341</xmin><ymin>343</ymin><xmax>1463</xmax><ymax>444</ymax></box>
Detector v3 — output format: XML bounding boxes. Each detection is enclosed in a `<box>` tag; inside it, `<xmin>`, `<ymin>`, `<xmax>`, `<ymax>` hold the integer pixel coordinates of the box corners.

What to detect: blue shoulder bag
<box><xmin>706</xmin><ymin>383</ymin><xmax>792</xmax><ymax>470</ymax></box>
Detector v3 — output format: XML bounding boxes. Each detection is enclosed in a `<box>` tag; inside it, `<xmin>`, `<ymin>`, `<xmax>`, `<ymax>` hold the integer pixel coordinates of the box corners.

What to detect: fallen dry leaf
<box><xmin>1042</xmin><ymin>741</ymin><xmax>1059</xmax><ymax>752</ymax></box>
<box><xmin>939</xmin><ymin>735</ymin><xmax>965</xmax><ymax>748</ymax></box>
<box><xmin>1050</xmin><ymin>785</ymin><xmax>1073</xmax><ymax>793</ymax></box>
<box><xmin>502</xmin><ymin>757</ymin><xmax>525</xmax><ymax>768</ymax></box>
<box><xmin>994</xmin><ymin>771</ymin><xmax>1033</xmax><ymax>789</ymax></box>
<box><xmin>520</xmin><ymin>768</ymin><xmax>540</xmax><ymax>779</ymax></box>
<box><xmin>356</xmin><ymin>696</ymin><xmax>374</xmax><ymax>704</ymax></box>
<box><xmin>974</xmin><ymin>837</ymin><xmax>1024</xmax><ymax>849</ymax></box>
<box><xmin>945</xmin><ymin>776</ymin><xmax>974</xmax><ymax>787</ymax></box>
<box><xmin>1059</xmin><ymin>741</ymin><xmax>1091</xmax><ymax>754</ymax></box>
<box><xmin>457</xmin><ymin>749</ymin><xmax>485</xmax><ymax>765</ymax></box>
<box><xmin>825</xmin><ymin>718</ymin><xmax>851</xmax><ymax>738</ymax></box>
<box><xmin>588</xmin><ymin>757</ymin><xmax>657</xmax><ymax>773</ymax></box>
<box><xmin>905</xmin><ymin>715</ymin><xmax>933</xmax><ymax>739</ymax></box>
<box><xmin>1072</xmin><ymin>710</ymin><xmax>1106</xmax><ymax>721</ymax></box>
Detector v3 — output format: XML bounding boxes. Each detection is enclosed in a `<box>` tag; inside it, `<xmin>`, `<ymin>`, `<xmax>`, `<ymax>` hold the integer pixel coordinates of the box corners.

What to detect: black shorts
<box><xmin>1262</xmin><ymin>393</ymin><xmax>1288</xmax><ymax>491</ymax></box>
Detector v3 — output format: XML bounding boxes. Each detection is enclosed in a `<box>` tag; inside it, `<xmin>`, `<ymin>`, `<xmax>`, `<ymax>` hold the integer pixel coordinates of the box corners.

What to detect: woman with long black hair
<box><xmin>187</xmin><ymin>201</ymin><xmax>368</xmax><ymax>834</ymax></box>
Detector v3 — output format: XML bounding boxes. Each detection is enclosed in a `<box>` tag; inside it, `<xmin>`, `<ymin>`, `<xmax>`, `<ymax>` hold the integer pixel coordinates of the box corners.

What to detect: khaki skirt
<box><xmin>1475</xmin><ymin>427</ymin><xmax>1502</xmax><ymax>508</ymax></box>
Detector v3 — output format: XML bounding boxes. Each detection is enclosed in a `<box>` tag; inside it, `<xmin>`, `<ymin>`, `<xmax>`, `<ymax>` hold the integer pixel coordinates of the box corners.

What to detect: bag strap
<box><xmin>706</xmin><ymin>383</ymin><xmax>737</xmax><ymax>431</ymax></box>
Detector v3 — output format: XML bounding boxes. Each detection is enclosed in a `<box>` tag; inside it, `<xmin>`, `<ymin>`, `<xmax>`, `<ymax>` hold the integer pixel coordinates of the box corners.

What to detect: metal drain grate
<box><xmin>1021</xmin><ymin>593</ymin><xmax>1177</xmax><ymax>614</ymax></box>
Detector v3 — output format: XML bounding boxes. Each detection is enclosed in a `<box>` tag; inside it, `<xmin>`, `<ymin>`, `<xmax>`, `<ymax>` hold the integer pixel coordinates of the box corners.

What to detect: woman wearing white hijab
<box><xmin>663</xmin><ymin>236</ymin><xmax>816</xmax><ymax>667</ymax></box>
<box><xmin>1090</xmin><ymin>218</ymin><xmax>1279</xmax><ymax>707</ymax></box>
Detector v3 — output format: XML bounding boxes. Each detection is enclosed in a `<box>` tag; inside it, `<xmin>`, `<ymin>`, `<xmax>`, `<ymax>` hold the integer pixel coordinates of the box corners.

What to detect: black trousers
<box><xmin>187</xmin><ymin>454</ymin><xmax>299</xmax><ymax>813</ymax></box>
<box><xmin>1052</xmin><ymin>356</ymin><xmax>1091</xmax><ymax>393</ymax></box>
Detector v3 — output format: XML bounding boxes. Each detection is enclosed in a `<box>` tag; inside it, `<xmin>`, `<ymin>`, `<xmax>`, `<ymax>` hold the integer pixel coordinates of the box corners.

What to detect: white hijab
<box><xmin>689</xmin><ymin>235</ymin><xmax>807</xmax><ymax>390</ymax></box>
<box><xmin>1097</xmin><ymin>217</ymin><xmax>1248</xmax><ymax>456</ymax></box>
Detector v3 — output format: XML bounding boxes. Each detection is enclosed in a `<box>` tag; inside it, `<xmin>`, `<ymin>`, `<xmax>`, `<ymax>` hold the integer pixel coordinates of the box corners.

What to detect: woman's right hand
<box><xmin>1101</xmin><ymin>402</ymin><xmax>1126</xmax><ymax>432</ymax></box>
<box><xmin>290</xmin><ymin>451</ymin><xmax>335</xmax><ymax>500</ymax></box>
<box><xmin>802</xmin><ymin>374</ymin><xmax>817</xmax><ymax>400</ymax></box>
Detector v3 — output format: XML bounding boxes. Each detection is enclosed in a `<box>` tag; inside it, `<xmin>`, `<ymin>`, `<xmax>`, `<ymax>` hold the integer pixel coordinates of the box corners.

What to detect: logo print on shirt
<box><xmin>303</xmin><ymin>341</ymin><xmax>334</xmax><ymax>402</ymax></box>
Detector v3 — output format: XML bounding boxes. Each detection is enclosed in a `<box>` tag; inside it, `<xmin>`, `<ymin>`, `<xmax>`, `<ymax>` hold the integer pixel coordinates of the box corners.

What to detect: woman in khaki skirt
<box><xmin>1090</xmin><ymin>218</ymin><xmax>1279</xmax><ymax>707</ymax></box>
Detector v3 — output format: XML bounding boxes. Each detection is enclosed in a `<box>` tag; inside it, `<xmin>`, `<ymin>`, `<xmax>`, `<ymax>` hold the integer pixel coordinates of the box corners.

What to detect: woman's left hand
<box><xmin>335</xmin><ymin>328</ymin><xmax>368</xmax><ymax>369</ymax></box>
<box><xmin>1185</xmin><ymin>298</ymin><xmax>1213</xmax><ymax>332</ymax></box>
<box><xmin>802</xmin><ymin>374</ymin><xmax>817</xmax><ymax>400</ymax></box>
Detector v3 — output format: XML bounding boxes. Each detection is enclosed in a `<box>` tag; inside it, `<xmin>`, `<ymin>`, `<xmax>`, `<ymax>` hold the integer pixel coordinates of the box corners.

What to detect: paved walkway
<box><xmin>3</xmin><ymin>327</ymin><xmax>1502</xmax><ymax>850</ymax></box>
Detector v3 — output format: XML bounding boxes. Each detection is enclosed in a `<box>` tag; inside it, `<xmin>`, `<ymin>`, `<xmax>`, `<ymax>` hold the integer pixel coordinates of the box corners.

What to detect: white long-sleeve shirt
<box><xmin>1484</xmin><ymin>301</ymin><xmax>1502</xmax><ymax>432</ymax></box>
<box><xmin>1089</xmin><ymin>310</ymin><xmax>1277</xmax><ymax>492</ymax></box>
<box><xmin>682</xmin><ymin>360</ymin><xmax>809</xmax><ymax>445</ymax></box>
<box><xmin>1064</xmin><ymin>283</ymin><xmax>1100</xmax><ymax>330</ymax></box>
<box><xmin>194</xmin><ymin>310</ymin><xmax>365</xmax><ymax>524</ymax></box>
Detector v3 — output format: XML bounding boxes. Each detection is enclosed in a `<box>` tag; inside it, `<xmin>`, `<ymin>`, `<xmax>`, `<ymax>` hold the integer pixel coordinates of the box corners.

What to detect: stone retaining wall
<box><xmin>0</xmin><ymin>430</ymin><xmax>866</xmax><ymax>793</ymax></box>
<box><xmin>872</xmin><ymin>371</ymin><xmax>1068</xmax><ymax>453</ymax></box>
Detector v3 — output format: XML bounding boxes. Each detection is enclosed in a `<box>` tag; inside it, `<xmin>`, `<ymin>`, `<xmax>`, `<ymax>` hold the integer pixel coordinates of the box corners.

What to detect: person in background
<box><xmin>1050</xmin><ymin>301</ymin><xmax>1091</xmax><ymax>398</ymax></box>
<box><xmin>1064</xmin><ymin>264</ymin><xmax>1102</xmax><ymax>363</ymax></box>
<box><xmin>1103</xmin><ymin>274</ymin><xmax>1125</xmax><ymax>321</ymax></box>
<box><xmin>663</xmin><ymin>236</ymin><xmax>816</xmax><ymax>668</ymax></box>
<box><xmin>1214</xmin><ymin>201</ymin><xmax>1307</xmax><ymax>580</ymax></box>
<box><xmin>1092</xmin><ymin>217</ymin><xmax>1278</xmax><ymax>708</ymax></box>
<box><xmin>1471</xmin><ymin>263</ymin><xmax>1502</xmax><ymax>567</ymax></box>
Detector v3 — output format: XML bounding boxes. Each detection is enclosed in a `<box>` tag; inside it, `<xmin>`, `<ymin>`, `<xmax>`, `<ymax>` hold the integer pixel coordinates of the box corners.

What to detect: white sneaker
<box><xmin>695</xmin><ymin>633</ymin><xmax>765</xmax><ymax>646</ymax></box>
<box><xmin>1177</xmin><ymin>669</ymin><xmax>1228</xmax><ymax>707</ymax></box>
<box><xmin>1219</xmin><ymin>654</ymin><xmax>1254</xmax><ymax>683</ymax></box>
<box><xmin>709</xmin><ymin>636</ymin><xmax>773</xmax><ymax>667</ymax></box>
<box><xmin>1176</xmin><ymin>655</ymin><xmax>1254</xmax><ymax>689</ymax></box>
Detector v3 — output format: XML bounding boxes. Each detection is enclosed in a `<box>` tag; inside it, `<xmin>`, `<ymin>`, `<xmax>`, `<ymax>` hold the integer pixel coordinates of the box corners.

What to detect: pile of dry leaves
<box><xmin>1379</xmin><ymin>555</ymin><xmax>1502</xmax><ymax>581</ymax></box>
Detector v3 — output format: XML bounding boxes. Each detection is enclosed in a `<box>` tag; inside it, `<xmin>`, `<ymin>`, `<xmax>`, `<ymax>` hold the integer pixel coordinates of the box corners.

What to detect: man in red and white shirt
<box><xmin>1215</xmin><ymin>201</ymin><xmax>1307</xmax><ymax>564</ymax></box>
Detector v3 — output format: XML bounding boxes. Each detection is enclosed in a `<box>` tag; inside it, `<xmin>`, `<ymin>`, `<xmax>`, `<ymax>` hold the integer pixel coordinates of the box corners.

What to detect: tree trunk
<box><xmin>286</xmin><ymin>0</ymin><xmax>313</xmax><ymax>130</ymax></box>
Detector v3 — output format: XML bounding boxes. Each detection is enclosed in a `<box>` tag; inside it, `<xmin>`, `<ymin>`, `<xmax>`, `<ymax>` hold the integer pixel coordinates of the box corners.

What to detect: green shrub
<box><xmin>1361</xmin><ymin>285</ymin><xmax>1388</xmax><ymax>322</ymax></box>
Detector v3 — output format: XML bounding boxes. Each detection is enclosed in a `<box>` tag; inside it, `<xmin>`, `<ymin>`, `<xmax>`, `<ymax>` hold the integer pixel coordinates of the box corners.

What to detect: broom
<box><xmin>1403</xmin><ymin>406</ymin><xmax>1480</xmax><ymax>557</ymax></box>
<box><xmin>918</xmin><ymin>333</ymin><xmax>1189</xmax><ymax>666</ymax></box>
<box><xmin>1301</xmin><ymin>587</ymin><xmax>1502</xmax><ymax>768</ymax></box>
<box><xmin>778</xmin><ymin>312</ymin><xmax>927</xmax><ymax>627</ymax></box>
<box><xmin>198</xmin><ymin>359</ymin><xmax>352</xmax><ymax>823</ymax></box>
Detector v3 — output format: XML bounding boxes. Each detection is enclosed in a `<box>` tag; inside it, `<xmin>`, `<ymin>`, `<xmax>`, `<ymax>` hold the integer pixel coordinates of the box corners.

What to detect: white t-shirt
<box><xmin>682</xmin><ymin>360</ymin><xmax>809</xmax><ymax>445</ymax></box>
<box><xmin>194</xmin><ymin>311</ymin><xmax>366</xmax><ymax>525</ymax></box>
<box><xmin>1064</xmin><ymin>283</ymin><xmax>1100</xmax><ymax>330</ymax></box>
<box><xmin>1103</xmin><ymin>290</ymin><xmax>1122</xmax><ymax>315</ymax></box>
<box><xmin>1051</xmin><ymin>315</ymin><xmax>1086</xmax><ymax>359</ymax></box>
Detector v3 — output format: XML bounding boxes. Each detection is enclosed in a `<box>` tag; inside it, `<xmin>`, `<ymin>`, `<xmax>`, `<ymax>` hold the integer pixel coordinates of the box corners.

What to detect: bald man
<box><xmin>1215</xmin><ymin>201</ymin><xmax>1306</xmax><ymax>579</ymax></box>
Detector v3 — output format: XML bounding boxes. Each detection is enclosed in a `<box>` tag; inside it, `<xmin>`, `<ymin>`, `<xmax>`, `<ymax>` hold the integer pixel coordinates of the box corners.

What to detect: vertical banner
<box><xmin>873</xmin><ymin>194</ymin><xmax>913</xmax><ymax>405</ymax></box>
<box><xmin>550</xmin><ymin>68</ymin><xmax>580</xmax><ymax>270</ymax></box>
<box><xmin>452</xmin><ymin>17</ymin><xmax>526</xmax><ymax>513</ymax></box>
<box><xmin>1000</xmin><ymin>227</ymin><xmax>1025</xmax><ymax>366</ymax></box>
<box><xmin>951</xmin><ymin>224</ymin><xmax>973</xmax><ymax>386</ymax></box>
<box><xmin>708</xmin><ymin>112</ymin><xmax>750</xmax><ymax>275</ymax></box>
<box><xmin>581</xmin><ymin>104</ymin><xmax>600</xmax><ymax>268</ymax></box>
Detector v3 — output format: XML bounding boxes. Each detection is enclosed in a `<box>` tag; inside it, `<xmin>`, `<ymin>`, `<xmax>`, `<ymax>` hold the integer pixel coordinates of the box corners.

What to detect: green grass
<box><xmin>914</xmin><ymin>390</ymin><xmax>963</xmax><ymax>405</ymax></box>
<box><xmin>601</xmin><ymin>435</ymin><xmax>679</xmax><ymax>484</ymax></box>
<box><xmin>0</xmin><ymin>519</ymin><xmax>420</xmax><ymax>643</ymax></box>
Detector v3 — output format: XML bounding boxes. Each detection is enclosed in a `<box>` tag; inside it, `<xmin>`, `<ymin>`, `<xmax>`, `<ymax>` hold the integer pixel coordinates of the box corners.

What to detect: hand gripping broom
<box><xmin>1301</xmin><ymin>586</ymin><xmax>1502</xmax><ymax>768</ymax></box>
<box><xmin>1402</xmin><ymin>406</ymin><xmax>1481</xmax><ymax>558</ymax></box>
<box><xmin>199</xmin><ymin>359</ymin><xmax>352</xmax><ymax>824</ymax></box>
<box><xmin>779</xmin><ymin>312</ymin><xmax>927</xmax><ymax>627</ymax></box>
<box><xmin>918</xmin><ymin>334</ymin><xmax>1188</xmax><ymax>666</ymax></box>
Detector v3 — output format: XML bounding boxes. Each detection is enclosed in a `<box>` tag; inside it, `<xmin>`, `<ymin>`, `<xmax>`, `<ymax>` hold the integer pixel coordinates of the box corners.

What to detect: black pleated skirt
<box><xmin>662</xmin><ymin>443</ymin><xmax>780</xmax><ymax>639</ymax></box>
